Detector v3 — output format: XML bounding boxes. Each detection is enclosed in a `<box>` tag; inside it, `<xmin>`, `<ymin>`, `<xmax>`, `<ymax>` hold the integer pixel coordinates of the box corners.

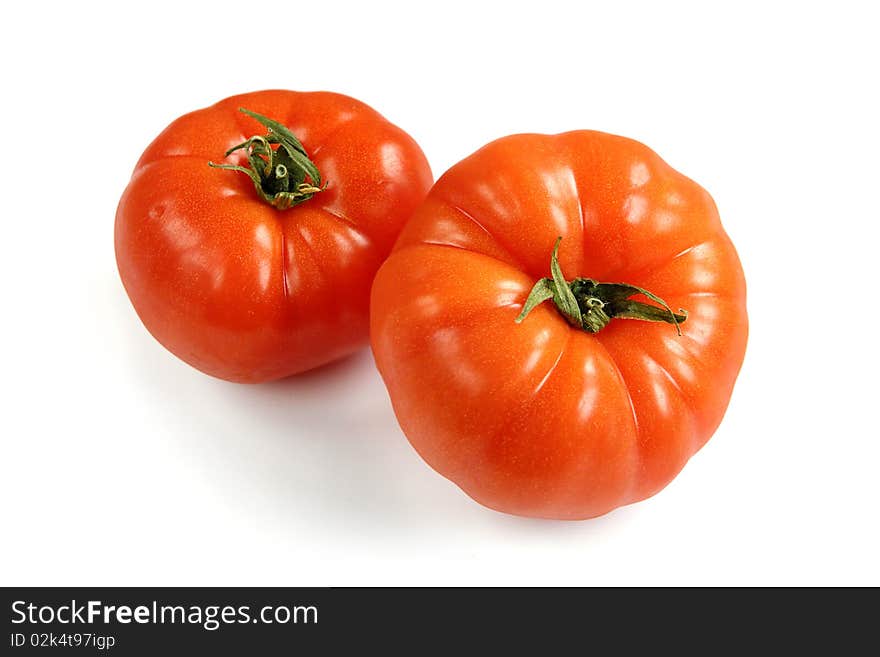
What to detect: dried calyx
<box><xmin>209</xmin><ymin>108</ymin><xmax>325</xmax><ymax>210</ymax></box>
<box><xmin>515</xmin><ymin>237</ymin><xmax>688</xmax><ymax>334</ymax></box>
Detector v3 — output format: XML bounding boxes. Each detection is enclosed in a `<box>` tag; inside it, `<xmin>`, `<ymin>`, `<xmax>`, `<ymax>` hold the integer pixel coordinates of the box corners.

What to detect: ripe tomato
<box><xmin>370</xmin><ymin>131</ymin><xmax>747</xmax><ymax>519</ymax></box>
<box><xmin>116</xmin><ymin>90</ymin><xmax>432</xmax><ymax>382</ymax></box>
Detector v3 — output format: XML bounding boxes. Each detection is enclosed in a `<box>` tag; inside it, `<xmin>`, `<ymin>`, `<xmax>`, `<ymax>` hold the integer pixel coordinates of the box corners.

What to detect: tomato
<box><xmin>116</xmin><ymin>90</ymin><xmax>432</xmax><ymax>382</ymax></box>
<box><xmin>370</xmin><ymin>131</ymin><xmax>747</xmax><ymax>520</ymax></box>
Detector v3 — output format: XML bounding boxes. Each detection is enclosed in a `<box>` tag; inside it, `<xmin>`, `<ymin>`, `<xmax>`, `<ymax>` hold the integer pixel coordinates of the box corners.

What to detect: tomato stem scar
<box><xmin>515</xmin><ymin>237</ymin><xmax>688</xmax><ymax>334</ymax></box>
<box><xmin>208</xmin><ymin>108</ymin><xmax>326</xmax><ymax>210</ymax></box>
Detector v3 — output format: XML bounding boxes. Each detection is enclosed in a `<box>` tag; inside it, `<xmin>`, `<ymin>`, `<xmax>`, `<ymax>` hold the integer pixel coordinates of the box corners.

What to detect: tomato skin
<box><xmin>116</xmin><ymin>90</ymin><xmax>432</xmax><ymax>382</ymax></box>
<box><xmin>370</xmin><ymin>131</ymin><xmax>747</xmax><ymax>520</ymax></box>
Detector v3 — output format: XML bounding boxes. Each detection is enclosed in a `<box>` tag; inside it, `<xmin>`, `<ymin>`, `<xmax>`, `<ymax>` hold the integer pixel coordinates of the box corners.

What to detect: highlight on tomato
<box><xmin>370</xmin><ymin>131</ymin><xmax>748</xmax><ymax>520</ymax></box>
<box><xmin>115</xmin><ymin>90</ymin><xmax>432</xmax><ymax>382</ymax></box>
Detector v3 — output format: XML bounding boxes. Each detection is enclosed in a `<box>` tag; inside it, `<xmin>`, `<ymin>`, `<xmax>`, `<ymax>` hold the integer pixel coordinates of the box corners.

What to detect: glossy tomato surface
<box><xmin>371</xmin><ymin>131</ymin><xmax>747</xmax><ymax>519</ymax></box>
<box><xmin>116</xmin><ymin>90</ymin><xmax>432</xmax><ymax>382</ymax></box>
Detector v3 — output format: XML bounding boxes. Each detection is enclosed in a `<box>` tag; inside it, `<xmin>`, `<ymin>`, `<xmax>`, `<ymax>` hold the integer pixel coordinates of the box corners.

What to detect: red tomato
<box><xmin>370</xmin><ymin>131</ymin><xmax>747</xmax><ymax>519</ymax></box>
<box><xmin>116</xmin><ymin>90</ymin><xmax>432</xmax><ymax>382</ymax></box>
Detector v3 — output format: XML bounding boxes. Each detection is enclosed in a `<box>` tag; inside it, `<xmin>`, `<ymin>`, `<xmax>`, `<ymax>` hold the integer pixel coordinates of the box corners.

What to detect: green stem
<box><xmin>208</xmin><ymin>108</ymin><xmax>325</xmax><ymax>210</ymax></box>
<box><xmin>515</xmin><ymin>237</ymin><xmax>688</xmax><ymax>335</ymax></box>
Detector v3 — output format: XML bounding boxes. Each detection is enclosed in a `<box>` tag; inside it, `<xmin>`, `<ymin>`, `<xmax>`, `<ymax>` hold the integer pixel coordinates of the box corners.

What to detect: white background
<box><xmin>2</xmin><ymin>1</ymin><xmax>878</xmax><ymax>586</ymax></box>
